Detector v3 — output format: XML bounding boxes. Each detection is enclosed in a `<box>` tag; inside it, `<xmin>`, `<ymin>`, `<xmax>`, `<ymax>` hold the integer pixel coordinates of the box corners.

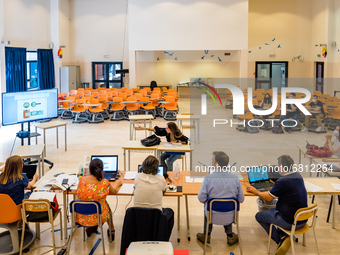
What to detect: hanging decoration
<box><xmin>322</xmin><ymin>47</ymin><xmax>327</xmax><ymax>58</ymax></box>
<box><xmin>57</xmin><ymin>48</ymin><xmax>63</xmax><ymax>59</ymax></box>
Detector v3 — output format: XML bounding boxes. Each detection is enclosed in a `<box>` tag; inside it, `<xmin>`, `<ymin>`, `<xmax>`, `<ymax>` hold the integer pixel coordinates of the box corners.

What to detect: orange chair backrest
<box><xmin>126</xmin><ymin>96</ymin><xmax>138</xmax><ymax>109</ymax></box>
<box><xmin>139</xmin><ymin>90</ymin><xmax>147</xmax><ymax>97</ymax></box>
<box><xmin>106</xmin><ymin>92</ymin><xmax>113</xmax><ymax>99</ymax></box>
<box><xmin>126</xmin><ymin>89</ymin><xmax>133</xmax><ymax>96</ymax></box>
<box><xmin>132</xmin><ymin>88</ymin><xmax>140</xmax><ymax>93</ymax></box>
<box><xmin>99</xmin><ymin>90</ymin><xmax>107</xmax><ymax>95</ymax></box>
<box><xmin>162</xmin><ymin>87</ymin><xmax>168</xmax><ymax>92</ymax></box>
<box><xmin>77</xmin><ymin>88</ymin><xmax>84</xmax><ymax>92</ymax></box>
<box><xmin>168</xmin><ymin>89</ymin><xmax>175</xmax><ymax>93</ymax></box>
<box><xmin>0</xmin><ymin>194</ymin><xmax>22</xmax><ymax>223</ymax></box>
<box><xmin>313</xmin><ymin>91</ymin><xmax>322</xmax><ymax>96</ymax></box>
<box><xmin>84</xmin><ymin>90</ymin><xmax>91</xmax><ymax>95</ymax></box>
<box><xmin>168</xmin><ymin>92</ymin><xmax>177</xmax><ymax>99</ymax></box>
<box><xmin>164</xmin><ymin>96</ymin><xmax>177</xmax><ymax>108</ymax></box>
<box><xmin>151</xmin><ymin>93</ymin><xmax>161</xmax><ymax>100</ymax></box>
<box><xmin>92</xmin><ymin>92</ymin><xmax>99</xmax><ymax>98</ymax></box>
<box><xmin>98</xmin><ymin>88</ymin><xmax>105</xmax><ymax>91</ymax></box>
<box><xmin>121</xmin><ymin>87</ymin><xmax>127</xmax><ymax>92</ymax></box>
<box><xmin>73</xmin><ymin>99</ymin><xmax>86</xmax><ymax>111</ymax></box>
<box><xmin>98</xmin><ymin>96</ymin><xmax>109</xmax><ymax>109</ymax></box>
<box><xmin>119</xmin><ymin>93</ymin><xmax>128</xmax><ymax>100</ymax></box>
<box><xmin>144</xmin><ymin>87</ymin><xmax>151</xmax><ymax>92</ymax></box>
<box><xmin>135</xmin><ymin>93</ymin><xmax>142</xmax><ymax>99</ymax></box>
<box><xmin>76</xmin><ymin>91</ymin><xmax>84</xmax><ymax>98</ymax></box>
<box><xmin>82</xmin><ymin>96</ymin><xmax>91</xmax><ymax>103</ymax></box>
<box><xmin>69</xmin><ymin>90</ymin><xmax>77</xmax><ymax>95</ymax></box>
<box><xmin>111</xmin><ymin>91</ymin><xmax>118</xmax><ymax>97</ymax></box>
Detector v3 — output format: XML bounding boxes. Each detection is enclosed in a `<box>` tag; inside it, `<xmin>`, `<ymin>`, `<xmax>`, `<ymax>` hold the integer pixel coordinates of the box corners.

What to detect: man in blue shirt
<box><xmin>197</xmin><ymin>151</ymin><xmax>244</xmax><ymax>245</ymax></box>
<box><xmin>247</xmin><ymin>155</ymin><xmax>307</xmax><ymax>255</ymax></box>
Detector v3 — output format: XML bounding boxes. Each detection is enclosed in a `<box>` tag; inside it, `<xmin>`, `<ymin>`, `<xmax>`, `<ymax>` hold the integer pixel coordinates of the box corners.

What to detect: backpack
<box><xmin>141</xmin><ymin>134</ymin><xmax>161</xmax><ymax>147</ymax></box>
<box><xmin>271</xmin><ymin>124</ymin><xmax>284</xmax><ymax>134</ymax></box>
<box><xmin>307</xmin><ymin>145</ymin><xmax>332</xmax><ymax>157</ymax></box>
<box><xmin>245</xmin><ymin>125</ymin><xmax>259</xmax><ymax>134</ymax></box>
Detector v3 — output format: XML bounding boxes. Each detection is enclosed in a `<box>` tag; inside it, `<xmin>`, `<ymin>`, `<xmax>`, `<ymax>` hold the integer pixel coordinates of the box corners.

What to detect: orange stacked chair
<box><xmin>69</xmin><ymin>90</ymin><xmax>77</xmax><ymax>96</ymax></box>
<box><xmin>125</xmin><ymin>96</ymin><xmax>139</xmax><ymax>116</ymax></box>
<box><xmin>72</xmin><ymin>99</ymin><xmax>87</xmax><ymax>123</ymax></box>
<box><xmin>111</xmin><ymin>90</ymin><xmax>118</xmax><ymax>98</ymax></box>
<box><xmin>110</xmin><ymin>97</ymin><xmax>125</xmax><ymax>121</ymax></box>
<box><xmin>99</xmin><ymin>90</ymin><xmax>107</xmax><ymax>96</ymax></box>
<box><xmin>88</xmin><ymin>99</ymin><xmax>104</xmax><ymax>123</ymax></box>
<box><xmin>92</xmin><ymin>91</ymin><xmax>99</xmax><ymax>99</ymax></box>
<box><xmin>60</xmin><ymin>96</ymin><xmax>76</xmax><ymax>119</ymax></box>
<box><xmin>76</xmin><ymin>91</ymin><xmax>84</xmax><ymax>99</ymax></box>
<box><xmin>121</xmin><ymin>87</ymin><xmax>128</xmax><ymax>92</ymax></box>
<box><xmin>82</xmin><ymin>96</ymin><xmax>91</xmax><ymax>104</ymax></box>
<box><xmin>163</xmin><ymin>95</ymin><xmax>178</xmax><ymax>120</ymax></box>
<box><xmin>140</xmin><ymin>96</ymin><xmax>156</xmax><ymax>117</ymax></box>
<box><xmin>139</xmin><ymin>90</ymin><xmax>147</xmax><ymax>97</ymax></box>
<box><xmin>119</xmin><ymin>92</ymin><xmax>128</xmax><ymax>101</ymax></box>
<box><xmin>106</xmin><ymin>92</ymin><xmax>113</xmax><ymax>100</ymax></box>
<box><xmin>98</xmin><ymin>95</ymin><xmax>110</xmax><ymax>119</ymax></box>
<box><xmin>167</xmin><ymin>91</ymin><xmax>178</xmax><ymax>102</ymax></box>
<box><xmin>84</xmin><ymin>90</ymin><xmax>91</xmax><ymax>96</ymax></box>
<box><xmin>126</xmin><ymin>89</ymin><xmax>133</xmax><ymax>96</ymax></box>
<box><xmin>132</xmin><ymin>88</ymin><xmax>140</xmax><ymax>94</ymax></box>
<box><xmin>134</xmin><ymin>93</ymin><xmax>142</xmax><ymax>101</ymax></box>
<box><xmin>150</xmin><ymin>93</ymin><xmax>160</xmax><ymax>108</ymax></box>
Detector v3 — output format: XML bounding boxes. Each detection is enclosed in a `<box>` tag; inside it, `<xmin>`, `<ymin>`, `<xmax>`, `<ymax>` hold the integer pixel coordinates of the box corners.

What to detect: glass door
<box><xmin>255</xmin><ymin>63</ymin><xmax>271</xmax><ymax>90</ymax></box>
<box><xmin>92</xmin><ymin>62</ymin><xmax>123</xmax><ymax>89</ymax></box>
<box><xmin>315</xmin><ymin>62</ymin><xmax>324</xmax><ymax>93</ymax></box>
<box><xmin>255</xmin><ymin>62</ymin><xmax>288</xmax><ymax>91</ymax></box>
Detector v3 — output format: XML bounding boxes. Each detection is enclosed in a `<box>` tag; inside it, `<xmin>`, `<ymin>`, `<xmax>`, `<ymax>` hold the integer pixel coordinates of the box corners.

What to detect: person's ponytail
<box><xmin>89</xmin><ymin>159</ymin><xmax>103</xmax><ymax>181</ymax></box>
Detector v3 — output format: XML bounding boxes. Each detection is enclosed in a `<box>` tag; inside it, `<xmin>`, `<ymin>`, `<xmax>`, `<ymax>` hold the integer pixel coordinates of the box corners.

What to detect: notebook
<box><xmin>247</xmin><ymin>166</ymin><xmax>273</xmax><ymax>191</ymax></box>
<box><xmin>91</xmin><ymin>155</ymin><xmax>119</xmax><ymax>181</ymax></box>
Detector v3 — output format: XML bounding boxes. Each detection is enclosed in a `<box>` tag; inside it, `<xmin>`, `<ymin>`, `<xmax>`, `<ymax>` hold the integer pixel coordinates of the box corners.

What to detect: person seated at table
<box><xmin>301</xmin><ymin>95</ymin><xmax>325</xmax><ymax>132</ymax></box>
<box><xmin>0</xmin><ymin>155</ymin><xmax>38</xmax><ymax>205</ymax></box>
<box><xmin>76</xmin><ymin>158</ymin><xmax>122</xmax><ymax>241</ymax></box>
<box><xmin>322</xmin><ymin>126</ymin><xmax>340</xmax><ymax>161</ymax></box>
<box><xmin>196</xmin><ymin>151</ymin><xmax>244</xmax><ymax>245</ymax></box>
<box><xmin>281</xmin><ymin>93</ymin><xmax>300</xmax><ymax>133</ymax></box>
<box><xmin>150</xmin><ymin>80</ymin><xmax>158</xmax><ymax>91</ymax></box>
<box><xmin>138</xmin><ymin>122</ymin><xmax>188</xmax><ymax>175</ymax></box>
<box><xmin>259</xmin><ymin>93</ymin><xmax>272</xmax><ymax>109</ymax></box>
<box><xmin>247</xmin><ymin>155</ymin><xmax>307</xmax><ymax>255</ymax></box>
<box><xmin>134</xmin><ymin>155</ymin><xmax>174</xmax><ymax>239</ymax></box>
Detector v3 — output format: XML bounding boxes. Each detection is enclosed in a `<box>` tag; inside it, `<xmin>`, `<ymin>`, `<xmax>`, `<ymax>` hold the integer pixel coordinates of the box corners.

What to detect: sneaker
<box><xmin>316</xmin><ymin>126</ymin><xmax>323</xmax><ymax>132</ymax></box>
<box><xmin>227</xmin><ymin>233</ymin><xmax>239</xmax><ymax>245</ymax></box>
<box><xmin>196</xmin><ymin>233</ymin><xmax>210</xmax><ymax>244</ymax></box>
<box><xmin>275</xmin><ymin>236</ymin><xmax>291</xmax><ymax>255</ymax></box>
<box><xmin>301</xmin><ymin>127</ymin><xmax>308</xmax><ymax>132</ymax></box>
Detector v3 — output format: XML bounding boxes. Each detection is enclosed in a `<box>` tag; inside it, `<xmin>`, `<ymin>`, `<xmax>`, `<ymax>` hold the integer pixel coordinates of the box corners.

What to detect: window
<box><xmin>92</xmin><ymin>62</ymin><xmax>123</xmax><ymax>89</ymax></box>
<box><xmin>27</xmin><ymin>51</ymin><xmax>38</xmax><ymax>90</ymax></box>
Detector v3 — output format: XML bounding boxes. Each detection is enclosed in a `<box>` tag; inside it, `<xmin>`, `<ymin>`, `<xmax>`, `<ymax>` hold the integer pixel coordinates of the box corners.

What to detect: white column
<box><xmin>50</xmin><ymin>0</ymin><xmax>60</xmax><ymax>91</ymax></box>
<box><xmin>239</xmin><ymin>49</ymin><xmax>248</xmax><ymax>90</ymax></box>
<box><xmin>128</xmin><ymin>50</ymin><xmax>136</xmax><ymax>88</ymax></box>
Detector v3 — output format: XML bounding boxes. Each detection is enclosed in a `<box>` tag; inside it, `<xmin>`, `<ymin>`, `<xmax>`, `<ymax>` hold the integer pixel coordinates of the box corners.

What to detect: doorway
<box><xmin>255</xmin><ymin>61</ymin><xmax>288</xmax><ymax>91</ymax></box>
<box><xmin>315</xmin><ymin>62</ymin><xmax>324</xmax><ymax>93</ymax></box>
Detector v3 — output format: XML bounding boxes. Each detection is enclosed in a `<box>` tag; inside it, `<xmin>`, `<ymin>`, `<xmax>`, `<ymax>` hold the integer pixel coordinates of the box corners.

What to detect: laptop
<box><xmin>247</xmin><ymin>166</ymin><xmax>273</xmax><ymax>191</ymax></box>
<box><xmin>138</xmin><ymin>165</ymin><xmax>164</xmax><ymax>177</ymax></box>
<box><xmin>23</xmin><ymin>164</ymin><xmax>37</xmax><ymax>181</ymax></box>
<box><xmin>91</xmin><ymin>155</ymin><xmax>119</xmax><ymax>181</ymax></box>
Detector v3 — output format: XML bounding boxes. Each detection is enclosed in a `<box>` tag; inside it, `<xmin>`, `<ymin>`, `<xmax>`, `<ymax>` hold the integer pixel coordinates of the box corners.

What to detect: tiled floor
<box><xmin>0</xmin><ymin>97</ymin><xmax>339</xmax><ymax>254</ymax></box>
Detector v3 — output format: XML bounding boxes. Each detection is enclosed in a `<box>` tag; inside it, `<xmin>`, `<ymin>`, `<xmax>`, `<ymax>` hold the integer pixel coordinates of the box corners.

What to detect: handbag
<box><xmin>307</xmin><ymin>145</ymin><xmax>332</xmax><ymax>157</ymax></box>
<box><xmin>141</xmin><ymin>134</ymin><xmax>161</xmax><ymax>147</ymax></box>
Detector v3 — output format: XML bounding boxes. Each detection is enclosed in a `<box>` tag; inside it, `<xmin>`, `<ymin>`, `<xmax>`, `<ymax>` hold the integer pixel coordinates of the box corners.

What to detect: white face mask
<box><xmin>312</xmin><ymin>99</ymin><xmax>317</xmax><ymax>103</ymax></box>
<box><xmin>290</xmin><ymin>96</ymin><xmax>294</xmax><ymax>99</ymax></box>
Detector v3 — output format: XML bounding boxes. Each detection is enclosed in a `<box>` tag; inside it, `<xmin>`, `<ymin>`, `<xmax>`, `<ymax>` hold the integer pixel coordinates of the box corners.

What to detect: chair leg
<box><xmin>83</xmin><ymin>227</ymin><xmax>85</xmax><ymax>241</ymax></box>
<box><xmin>101</xmin><ymin>224</ymin><xmax>105</xmax><ymax>255</ymax></box>
<box><xmin>204</xmin><ymin>218</ymin><xmax>209</xmax><ymax>255</ymax></box>
<box><xmin>290</xmin><ymin>235</ymin><xmax>295</xmax><ymax>255</ymax></box>
<box><xmin>236</xmin><ymin>222</ymin><xmax>243</xmax><ymax>255</ymax></box>
<box><xmin>267</xmin><ymin>224</ymin><xmax>273</xmax><ymax>254</ymax></box>
<box><xmin>313</xmin><ymin>227</ymin><xmax>321</xmax><ymax>255</ymax></box>
<box><xmin>51</xmin><ymin>221</ymin><xmax>56</xmax><ymax>255</ymax></box>
<box><xmin>109</xmin><ymin>211</ymin><xmax>113</xmax><ymax>243</ymax></box>
<box><xmin>327</xmin><ymin>196</ymin><xmax>333</xmax><ymax>223</ymax></box>
<box><xmin>302</xmin><ymin>233</ymin><xmax>306</xmax><ymax>246</ymax></box>
<box><xmin>19</xmin><ymin>221</ymin><xmax>26</xmax><ymax>255</ymax></box>
<box><xmin>60</xmin><ymin>213</ymin><xmax>63</xmax><ymax>240</ymax></box>
<box><xmin>182</xmin><ymin>156</ymin><xmax>184</xmax><ymax>171</ymax></box>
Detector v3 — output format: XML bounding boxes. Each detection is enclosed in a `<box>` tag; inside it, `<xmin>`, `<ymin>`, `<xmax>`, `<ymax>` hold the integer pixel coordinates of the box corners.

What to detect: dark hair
<box><xmin>278</xmin><ymin>155</ymin><xmax>294</xmax><ymax>172</ymax></box>
<box><xmin>290</xmin><ymin>93</ymin><xmax>296</xmax><ymax>97</ymax></box>
<box><xmin>90</xmin><ymin>159</ymin><xmax>103</xmax><ymax>181</ymax></box>
<box><xmin>150</xmin><ymin>81</ymin><xmax>157</xmax><ymax>91</ymax></box>
<box><xmin>212</xmin><ymin>151</ymin><xmax>229</xmax><ymax>168</ymax></box>
<box><xmin>141</xmin><ymin>155</ymin><xmax>159</xmax><ymax>175</ymax></box>
<box><xmin>167</xmin><ymin>122</ymin><xmax>184</xmax><ymax>142</ymax></box>
<box><xmin>313</xmin><ymin>95</ymin><xmax>318</xmax><ymax>98</ymax></box>
<box><xmin>263</xmin><ymin>93</ymin><xmax>272</xmax><ymax>104</ymax></box>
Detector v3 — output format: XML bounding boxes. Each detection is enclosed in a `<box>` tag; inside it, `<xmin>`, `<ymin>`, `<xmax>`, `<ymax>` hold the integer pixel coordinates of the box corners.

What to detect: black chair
<box><xmin>120</xmin><ymin>207</ymin><xmax>169</xmax><ymax>255</ymax></box>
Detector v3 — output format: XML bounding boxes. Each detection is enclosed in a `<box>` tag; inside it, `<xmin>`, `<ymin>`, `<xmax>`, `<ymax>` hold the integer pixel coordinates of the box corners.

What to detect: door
<box><xmin>92</xmin><ymin>62</ymin><xmax>123</xmax><ymax>89</ymax></box>
<box><xmin>315</xmin><ymin>62</ymin><xmax>324</xmax><ymax>93</ymax></box>
<box><xmin>255</xmin><ymin>62</ymin><xmax>288</xmax><ymax>91</ymax></box>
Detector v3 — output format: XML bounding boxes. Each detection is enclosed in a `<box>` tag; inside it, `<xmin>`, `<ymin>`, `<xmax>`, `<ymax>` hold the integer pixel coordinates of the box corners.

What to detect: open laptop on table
<box><xmin>23</xmin><ymin>164</ymin><xmax>37</xmax><ymax>181</ymax></box>
<box><xmin>247</xmin><ymin>166</ymin><xmax>273</xmax><ymax>191</ymax></box>
<box><xmin>138</xmin><ymin>165</ymin><xmax>164</xmax><ymax>177</ymax></box>
<box><xmin>91</xmin><ymin>155</ymin><xmax>119</xmax><ymax>181</ymax></box>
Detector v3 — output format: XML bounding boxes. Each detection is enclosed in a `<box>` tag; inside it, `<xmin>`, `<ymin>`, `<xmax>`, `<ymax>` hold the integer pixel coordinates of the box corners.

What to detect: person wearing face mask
<box><xmin>301</xmin><ymin>95</ymin><xmax>325</xmax><ymax>132</ymax></box>
<box><xmin>322</xmin><ymin>126</ymin><xmax>340</xmax><ymax>161</ymax></box>
<box><xmin>260</xmin><ymin>93</ymin><xmax>272</xmax><ymax>110</ymax></box>
<box><xmin>281</xmin><ymin>93</ymin><xmax>300</xmax><ymax>133</ymax></box>
<box><xmin>196</xmin><ymin>151</ymin><xmax>244</xmax><ymax>245</ymax></box>
<box><xmin>247</xmin><ymin>155</ymin><xmax>307</xmax><ymax>255</ymax></box>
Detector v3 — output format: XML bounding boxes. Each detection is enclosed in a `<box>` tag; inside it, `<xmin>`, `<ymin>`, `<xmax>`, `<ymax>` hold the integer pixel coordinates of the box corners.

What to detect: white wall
<box><xmin>129</xmin><ymin>0</ymin><xmax>248</xmax><ymax>51</ymax></box>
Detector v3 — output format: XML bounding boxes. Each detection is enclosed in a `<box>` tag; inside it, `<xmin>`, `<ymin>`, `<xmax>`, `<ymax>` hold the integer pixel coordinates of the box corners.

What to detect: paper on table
<box><xmin>304</xmin><ymin>181</ymin><xmax>324</xmax><ymax>192</ymax></box>
<box><xmin>331</xmin><ymin>183</ymin><xmax>340</xmax><ymax>191</ymax></box>
<box><xmin>118</xmin><ymin>183</ymin><xmax>135</xmax><ymax>194</ymax></box>
<box><xmin>164</xmin><ymin>142</ymin><xmax>182</xmax><ymax>148</ymax></box>
<box><xmin>185</xmin><ymin>176</ymin><xmax>204</xmax><ymax>183</ymax></box>
<box><xmin>124</xmin><ymin>171</ymin><xmax>138</xmax><ymax>180</ymax></box>
<box><xmin>35</xmin><ymin>180</ymin><xmax>52</xmax><ymax>191</ymax></box>
<box><xmin>30</xmin><ymin>192</ymin><xmax>56</xmax><ymax>202</ymax></box>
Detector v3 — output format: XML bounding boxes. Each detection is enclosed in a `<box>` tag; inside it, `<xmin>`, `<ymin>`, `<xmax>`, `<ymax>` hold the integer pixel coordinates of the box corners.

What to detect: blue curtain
<box><xmin>5</xmin><ymin>47</ymin><xmax>27</xmax><ymax>92</ymax></box>
<box><xmin>37</xmin><ymin>49</ymin><xmax>55</xmax><ymax>90</ymax></box>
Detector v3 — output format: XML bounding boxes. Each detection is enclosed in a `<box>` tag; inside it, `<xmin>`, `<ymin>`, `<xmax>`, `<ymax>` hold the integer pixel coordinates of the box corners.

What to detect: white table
<box><xmin>14</xmin><ymin>144</ymin><xmax>45</xmax><ymax>177</ymax></box>
<box><xmin>122</xmin><ymin>141</ymin><xmax>158</xmax><ymax>170</ymax></box>
<box><xmin>157</xmin><ymin>142</ymin><xmax>193</xmax><ymax>171</ymax></box>
<box><xmin>34</xmin><ymin>121</ymin><xmax>68</xmax><ymax>156</ymax></box>
<box><xmin>159</xmin><ymin>101</ymin><xmax>172</xmax><ymax>116</ymax></box>
<box><xmin>128</xmin><ymin>114</ymin><xmax>154</xmax><ymax>140</ymax></box>
<box><xmin>177</xmin><ymin>114</ymin><xmax>201</xmax><ymax>144</ymax></box>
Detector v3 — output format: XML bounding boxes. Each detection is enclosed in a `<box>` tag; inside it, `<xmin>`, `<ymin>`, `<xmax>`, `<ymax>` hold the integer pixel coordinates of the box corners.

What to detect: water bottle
<box><xmin>79</xmin><ymin>162</ymin><xmax>84</xmax><ymax>177</ymax></box>
<box><xmin>174</xmin><ymin>163</ymin><xmax>180</xmax><ymax>179</ymax></box>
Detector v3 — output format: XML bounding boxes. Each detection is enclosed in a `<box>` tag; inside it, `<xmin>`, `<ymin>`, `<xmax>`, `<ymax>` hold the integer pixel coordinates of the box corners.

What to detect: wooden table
<box><xmin>128</xmin><ymin>114</ymin><xmax>154</xmax><ymax>140</ymax></box>
<box><xmin>297</xmin><ymin>144</ymin><xmax>339</xmax><ymax>177</ymax></box>
<box><xmin>176</xmin><ymin>114</ymin><xmax>201</xmax><ymax>144</ymax></box>
<box><xmin>34</xmin><ymin>121</ymin><xmax>68</xmax><ymax>156</ymax></box>
<box><xmin>122</xmin><ymin>141</ymin><xmax>158</xmax><ymax>170</ymax></box>
<box><xmin>14</xmin><ymin>144</ymin><xmax>45</xmax><ymax>177</ymax></box>
<box><xmin>157</xmin><ymin>143</ymin><xmax>193</xmax><ymax>171</ymax></box>
<box><xmin>181</xmin><ymin>171</ymin><xmax>252</xmax><ymax>241</ymax></box>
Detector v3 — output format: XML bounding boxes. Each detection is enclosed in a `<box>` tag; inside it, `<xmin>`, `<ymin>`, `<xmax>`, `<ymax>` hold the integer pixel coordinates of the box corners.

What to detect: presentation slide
<box><xmin>94</xmin><ymin>156</ymin><xmax>118</xmax><ymax>171</ymax></box>
<box><xmin>2</xmin><ymin>89</ymin><xmax>58</xmax><ymax>126</ymax></box>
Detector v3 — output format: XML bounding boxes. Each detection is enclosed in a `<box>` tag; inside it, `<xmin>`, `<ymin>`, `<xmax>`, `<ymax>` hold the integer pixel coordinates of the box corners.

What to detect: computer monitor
<box><xmin>138</xmin><ymin>165</ymin><xmax>164</xmax><ymax>176</ymax></box>
<box><xmin>2</xmin><ymin>88</ymin><xmax>58</xmax><ymax>126</ymax></box>
<box><xmin>91</xmin><ymin>155</ymin><xmax>118</xmax><ymax>172</ymax></box>
<box><xmin>247</xmin><ymin>166</ymin><xmax>268</xmax><ymax>183</ymax></box>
